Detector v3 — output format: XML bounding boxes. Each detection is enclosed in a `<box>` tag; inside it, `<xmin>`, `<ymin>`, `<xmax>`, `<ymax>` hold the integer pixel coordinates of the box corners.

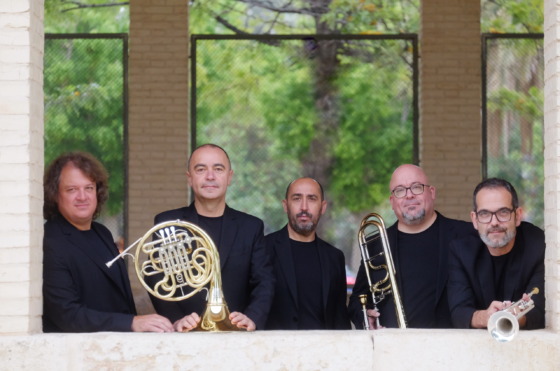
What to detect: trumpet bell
<box><xmin>487</xmin><ymin>310</ymin><xmax>519</xmax><ymax>342</ymax></box>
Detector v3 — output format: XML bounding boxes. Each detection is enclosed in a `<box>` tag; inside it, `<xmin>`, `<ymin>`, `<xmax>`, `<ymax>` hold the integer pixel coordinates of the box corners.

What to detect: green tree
<box><xmin>44</xmin><ymin>1</ymin><xmax>128</xmax><ymax>219</ymax></box>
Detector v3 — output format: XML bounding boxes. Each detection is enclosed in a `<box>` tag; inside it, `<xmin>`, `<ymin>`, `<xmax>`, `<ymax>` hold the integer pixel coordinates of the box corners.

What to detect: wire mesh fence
<box><xmin>483</xmin><ymin>34</ymin><xmax>544</xmax><ymax>228</ymax></box>
<box><xmin>44</xmin><ymin>34</ymin><xmax>127</xmax><ymax>244</ymax></box>
<box><xmin>191</xmin><ymin>35</ymin><xmax>418</xmax><ymax>270</ymax></box>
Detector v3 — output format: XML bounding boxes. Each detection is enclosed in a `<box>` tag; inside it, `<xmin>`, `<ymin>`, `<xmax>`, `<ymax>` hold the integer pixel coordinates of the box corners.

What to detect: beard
<box><xmin>479</xmin><ymin>226</ymin><xmax>516</xmax><ymax>249</ymax></box>
<box><xmin>289</xmin><ymin>211</ymin><xmax>317</xmax><ymax>236</ymax></box>
<box><xmin>402</xmin><ymin>208</ymin><xmax>426</xmax><ymax>225</ymax></box>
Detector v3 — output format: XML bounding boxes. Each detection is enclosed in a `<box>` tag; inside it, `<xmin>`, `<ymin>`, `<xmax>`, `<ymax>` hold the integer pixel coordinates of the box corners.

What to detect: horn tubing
<box><xmin>105</xmin><ymin>237</ymin><xmax>142</xmax><ymax>268</ymax></box>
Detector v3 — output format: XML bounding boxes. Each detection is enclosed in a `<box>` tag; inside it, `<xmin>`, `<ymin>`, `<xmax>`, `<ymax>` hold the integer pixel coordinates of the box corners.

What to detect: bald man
<box><xmin>264</xmin><ymin>177</ymin><xmax>351</xmax><ymax>330</ymax></box>
<box><xmin>348</xmin><ymin>164</ymin><xmax>475</xmax><ymax>329</ymax></box>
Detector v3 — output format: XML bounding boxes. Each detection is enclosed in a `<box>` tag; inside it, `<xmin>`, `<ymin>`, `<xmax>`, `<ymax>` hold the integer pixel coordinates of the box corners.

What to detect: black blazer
<box><xmin>149</xmin><ymin>203</ymin><xmax>275</xmax><ymax>329</ymax></box>
<box><xmin>448</xmin><ymin>221</ymin><xmax>545</xmax><ymax>329</ymax></box>
<box><xmin>42</xmin><ymin>216</ymin><xmax>136</xmax><ymax>332</ymax></box>
<box><xmin>348</xmin><ymin>211</ymin><xmax>475</xmax><ymax>328</ymax></box>
<box><xmin>264</xmin><ymin>226</ymin><xmax>351</xmax><ymax>330</ymax></box>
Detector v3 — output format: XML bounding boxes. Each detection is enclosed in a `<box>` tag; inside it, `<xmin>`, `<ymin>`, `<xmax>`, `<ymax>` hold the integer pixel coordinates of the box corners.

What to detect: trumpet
<box><xmin>106</xmin><ymin>219</ymin><xmax>241</xmax><ymax>332</ymax></box>
<box><xmin>357</xmin><ymin>213</ymin><xmax>407</xmax><ymax>329</ymax></box>
<box><xmin>487</xmin><ymin>287</ymin><xmax>539</xmax><ymax>342</ymax></box>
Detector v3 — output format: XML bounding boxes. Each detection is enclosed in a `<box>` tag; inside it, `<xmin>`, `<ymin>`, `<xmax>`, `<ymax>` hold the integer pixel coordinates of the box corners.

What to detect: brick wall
<box><xmin>420</xmin><ymin>0</ymin><xmax>482</xmax><ymax>221</ymax></box>
<box><xmin>128</xmin><ymin>0</ymin><xmax>190</xmax><ymax>239</ymax></box>
<box><xmin>128</xmin><ymin>0</ymin><xmax>190</xmax><ymax>313</ymax></box>
<box><xmin>0</xmin><ymin>0</ymin><xmax>44</xmax><ymax>334</ymax></box>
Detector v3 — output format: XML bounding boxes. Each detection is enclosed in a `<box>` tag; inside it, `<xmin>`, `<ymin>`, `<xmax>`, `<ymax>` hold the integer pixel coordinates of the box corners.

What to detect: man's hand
<box><xmin>131</xmin><ymin>314</ymin><xmax>174</xmax><ymax>333</ymax></box>
<box><xmin>173</xmin><ymin>313</ymin><xmax>201</xmax><ymax>332</ymax></box>
<box><xmin>229</xmin><ymin>311</ymin><xmax>256</xmax><ymax>331</ymax></box>
<box><xmin>470</xmin><ymin>300</ymin><xmax>508</xmax><ymax>329</ymax></box>
<box><xmin>366</xmin><ymin>308</ymin><xmax>384</xmax><ymax>330</ymax></box>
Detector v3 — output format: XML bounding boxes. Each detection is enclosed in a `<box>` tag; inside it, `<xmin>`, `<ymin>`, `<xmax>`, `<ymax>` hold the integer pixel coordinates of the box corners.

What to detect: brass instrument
<box><xmin>106</xmin><ymin>220</ymin><xmax>241</xmax><ymax>332</ymax></box>
<box><xmin>357</xmin><ymin>213</ymin><xmax>407</xmax><ymax>329</ymax></box>
<box><xmin>487</xmin><ymin>287</ymin><xmax>539</xmax><ymax>342</ymax></box>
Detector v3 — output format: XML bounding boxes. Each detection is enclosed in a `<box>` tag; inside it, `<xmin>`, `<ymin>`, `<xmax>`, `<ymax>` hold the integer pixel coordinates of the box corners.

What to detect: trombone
<box><xmin>357</xmin><ymin>213</ymin><xmax>407</xmax><ymax>329</ymax></box>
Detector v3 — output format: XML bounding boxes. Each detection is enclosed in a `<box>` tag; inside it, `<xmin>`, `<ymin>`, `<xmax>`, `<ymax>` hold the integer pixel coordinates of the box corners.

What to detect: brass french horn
<box><xmin>106</xmin><ymin>220</ymin><xmax>241</xmax><ymax>331</ymax></box>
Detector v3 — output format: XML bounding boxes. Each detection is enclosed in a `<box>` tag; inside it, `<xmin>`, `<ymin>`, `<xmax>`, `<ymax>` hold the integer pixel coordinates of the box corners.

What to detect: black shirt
<box><xmin>396</xmin><ymin>218</ymin><xmax>439</xmax><ymax>327</ymax></box>
<box><xmin>290</xmin><ymin>239</ymin><xmax>325</xmax><ymax>329</ymax></box>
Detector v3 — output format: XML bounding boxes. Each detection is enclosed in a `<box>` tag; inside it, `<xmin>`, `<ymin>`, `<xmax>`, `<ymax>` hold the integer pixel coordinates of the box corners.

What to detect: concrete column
<box><xmin>543</xmin><ymin>0</ymin><xmax>560</xmax><ymax>332</ymax></box>
<box><xmin>128</xmin><ymin>0</ymin><xmax>190</xmax><ymax>313</ymax></box>
<box><xmin>420</xmin><ymin>0</ymin><xmax>482</xmax><ymax>220</ymax></box>
<box><xmin>0</xmin><ymin>0</ymin><xmax>44</xmax><ymax>334</ymax></box>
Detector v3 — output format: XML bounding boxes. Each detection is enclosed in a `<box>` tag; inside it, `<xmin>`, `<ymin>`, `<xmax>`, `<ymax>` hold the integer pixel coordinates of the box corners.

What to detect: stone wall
<box><xmin>0</xmin><ymin>330</ymin><xmax>559</xmax><ymax>370</ymax></box>
<box><xmin>543</xmin><ymin>0</ymin><xmax>560</xmax><ymax>333</ymax></box>
<box><xmin>0</xmin><ymin>0</ymin><xmax>43</xmax><ymax>334</ymax></box>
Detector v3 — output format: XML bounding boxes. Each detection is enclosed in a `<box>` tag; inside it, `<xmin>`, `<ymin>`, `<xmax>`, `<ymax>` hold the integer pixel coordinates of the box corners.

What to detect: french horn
<box><xmin>106</xmin><ymin>219</ymin><xmax>241</xmax><ymax>332</ymax></box>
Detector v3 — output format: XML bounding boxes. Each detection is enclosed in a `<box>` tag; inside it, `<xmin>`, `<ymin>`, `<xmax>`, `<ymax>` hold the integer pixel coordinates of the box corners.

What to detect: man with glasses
<box><xmin>349</xmin><ymin>164</ymin><xmax>475</xmax><ymax>329</ymax></box>
<box><xmin>447</xmin><ymin>178</ymin><xmax>545</xmax><ymax>329</ymax></box>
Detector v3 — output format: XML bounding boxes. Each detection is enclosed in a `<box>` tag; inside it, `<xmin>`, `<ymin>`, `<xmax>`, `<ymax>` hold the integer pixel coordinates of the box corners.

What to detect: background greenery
<box><xmin>44</xmin><ymin>0</ymin><xmax>545</xmax><ymax>264</ymax></box>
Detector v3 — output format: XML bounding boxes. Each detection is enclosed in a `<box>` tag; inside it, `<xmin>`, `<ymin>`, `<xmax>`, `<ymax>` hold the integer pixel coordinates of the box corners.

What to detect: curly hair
<box><xmin>43</xmin><ymin>152</ymin><xmax>109</xmax><ymax>221</ymax></box>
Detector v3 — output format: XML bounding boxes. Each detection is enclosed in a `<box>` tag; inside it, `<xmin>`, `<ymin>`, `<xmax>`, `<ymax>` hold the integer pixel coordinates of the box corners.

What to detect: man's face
<box><xmin>471</xmin><ymin>187</ymin><xmax>521</xmax><ymax>252</ymax></box>
<box><xmin>389</xmin><ymin>165</ymin><xmax>435</xmax><ymax>225</ymax></box>
<box><xmin>57</xmin><ymin>163</ymin><xmax>97</xmax><ymax>230</ymax></box>
<box><xmin>187</xmin><ymin>146</ymin><xmax>233</xmax><ymax>202</ymax></box>
<box><xmin>283</xmin><ymin>178</ymin><xmax>326</xmax><ymax>237</ymax></box>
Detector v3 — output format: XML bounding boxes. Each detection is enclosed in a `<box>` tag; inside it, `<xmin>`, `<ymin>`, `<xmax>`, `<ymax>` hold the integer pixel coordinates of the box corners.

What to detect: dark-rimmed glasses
<box><xmin>475</xmin><ymin>208</ymin><xmax>515</xmax><ymax>224</ymax></box>
<box><xmin>391</xmin><ymin>183</ymin><xmax>430</xmax><ymax>199</ymax></box>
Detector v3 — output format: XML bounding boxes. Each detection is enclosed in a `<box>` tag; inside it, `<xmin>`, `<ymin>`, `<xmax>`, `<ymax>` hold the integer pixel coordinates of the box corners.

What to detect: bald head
<box><xmin>389</xmin><ymin>164</ymin><xmax>430</xmax><ymax>192</ymax></box>
<box><xmin>389</xmin><ymin>164</ymin><xmax>436</xmax><ymax>232</ymax></box>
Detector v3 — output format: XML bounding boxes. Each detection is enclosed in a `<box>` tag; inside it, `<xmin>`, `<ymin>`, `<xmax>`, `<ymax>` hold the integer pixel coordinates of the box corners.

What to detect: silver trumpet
<box><xmin>357</xmin><ymin>213</ymin><xmax>407</xmax><ymax>329</ymax></box>
<box><xmin>487</xmin><ymin>287</ymin><xmax>539</xmax><ymax>342</ymax></box>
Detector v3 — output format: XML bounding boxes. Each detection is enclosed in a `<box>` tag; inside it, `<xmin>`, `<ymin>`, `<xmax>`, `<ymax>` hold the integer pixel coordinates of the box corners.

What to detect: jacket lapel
<box><xmin>275</xmin><ymin>226</ymin><xmax>299</xmax><ymax>308</ymax></box>
<box><xmin>476</xmin><ymin>245</ymin><xmax>496</xmax><ymax>304</ymax></box>
<box><xmin>217</xmin><ymin>206</ymin><xmax>237</xmax><ymax>269</ymax></box>
<box><xmin>316</xmin><ymin>236</ymin><xmax>330</xmax><ymax>311</ymax></box>
<box><xmin>503</xmin><ymin>230</ymin><xmax>524</xmax><ymax>300</ymax></box>
<box><xmin>59</xmin><ymin>218</ymin><xmax>132</xmax><ymax>301</ymax></box>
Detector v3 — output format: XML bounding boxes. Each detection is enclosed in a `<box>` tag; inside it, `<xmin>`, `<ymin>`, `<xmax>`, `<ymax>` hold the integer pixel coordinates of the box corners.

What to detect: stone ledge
<box><xmin>0</xmin><ymin>329</ymin><xmax>558</xmax><ymax>370</ymax></box>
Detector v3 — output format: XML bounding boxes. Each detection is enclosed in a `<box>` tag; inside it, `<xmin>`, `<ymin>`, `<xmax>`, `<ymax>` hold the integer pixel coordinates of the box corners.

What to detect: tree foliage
<box><xmin>44</xmin><ymin>1</ymin><xmax>128</xmax><ymax>217</ymax></box>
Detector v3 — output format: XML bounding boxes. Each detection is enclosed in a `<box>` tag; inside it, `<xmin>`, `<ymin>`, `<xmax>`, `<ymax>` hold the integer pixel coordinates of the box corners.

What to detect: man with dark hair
<box><xmin>264</xmin><ymin>177</ymin><xmax>350</xmax><ymax>330</ymax></box>
<box><xmin>150</xmin><ymin>144</ymin><xmax>275</xmax><ymax>332</ymax></box>
<box><xmin>348</xmin><ymin>164</ymin><xmax>475</xmax><ymax>329</ymax></box>
<box><xmin>448</xmin><ymin>178</ymin><xmax>545</xmax><ymax>330</ymax></box>
<box><xmin>43</xmin><ymin>151</ymin><xmax>173</xmax><ymax>332</ymax></box>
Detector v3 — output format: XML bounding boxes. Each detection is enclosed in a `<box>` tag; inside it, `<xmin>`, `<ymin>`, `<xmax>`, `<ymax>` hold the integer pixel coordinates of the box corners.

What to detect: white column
<box><xmin>543</xmin><ymin>0</ymin><xmax>560</xmax><ymax>333</ymax></box>
<box><xmin>0</xmin><ymin>0</ymin><xmax>44</xmax><ymax>334</ymax></box>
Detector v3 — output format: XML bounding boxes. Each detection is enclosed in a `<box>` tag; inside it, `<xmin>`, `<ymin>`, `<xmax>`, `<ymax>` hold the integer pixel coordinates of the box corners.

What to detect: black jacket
<box><xmin>43</xmin><ymin>215</ymin><xmax>136</xmax><ymax>332</ymax></box>
<box><xmin>264</xmin><ymin>226</ymin><xmax>351</xmax><ymax>330</ymax></box>
<box><xmin>448</xmin><ymin>221</ymin><xmax>545</xmax><ymax>329</ymax></box>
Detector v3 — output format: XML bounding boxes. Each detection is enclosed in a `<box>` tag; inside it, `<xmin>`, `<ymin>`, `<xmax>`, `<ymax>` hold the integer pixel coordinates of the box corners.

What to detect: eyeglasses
<box><xmin>475</xmin><ymin>208</ymin><xmax>515</xmax><ymax>224</ymax></box>
<box><xmin>391</xmin><ymin>183</ymin><xmax>430</xmax><ymax>199</ymax></box>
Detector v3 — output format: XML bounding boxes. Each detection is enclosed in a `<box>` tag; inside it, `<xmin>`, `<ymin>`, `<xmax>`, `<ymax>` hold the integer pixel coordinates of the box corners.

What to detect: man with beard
<box><xmin>447</xmin><ymin>178</ymin><xmax>545</xmax><ymax>330</ymax></box>
<box><xmin>348</xmin><ymin>164</ymin><xmax>475</xmax><ymax>329</ymax></box>
<box><xmin>264</xmin><ymin>177</ymin><xmax>351</xmax><ymax>329</ymax></box>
